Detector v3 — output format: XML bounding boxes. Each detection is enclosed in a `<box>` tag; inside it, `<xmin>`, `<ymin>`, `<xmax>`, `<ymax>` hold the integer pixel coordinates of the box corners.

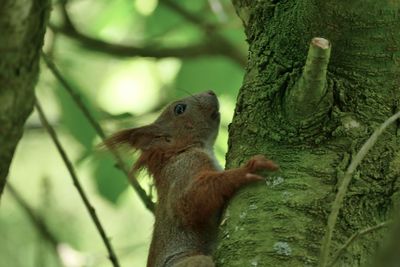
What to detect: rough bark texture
<box><xmin>217</xmin><ymin>1</ymin><xmax>400</xmax><ymax>266</ymax></box>
<box><xmin>0</xmin><ymin>0</ymin><xmax>50</xmax><ymax>197</ymax></box>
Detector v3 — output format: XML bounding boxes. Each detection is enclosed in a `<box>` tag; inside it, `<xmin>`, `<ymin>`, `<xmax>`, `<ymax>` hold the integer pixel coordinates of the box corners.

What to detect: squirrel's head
<box><xmin>104</xmin><ymin>90</ymin><xmax>220</xmax><ymax>152</ymax></box>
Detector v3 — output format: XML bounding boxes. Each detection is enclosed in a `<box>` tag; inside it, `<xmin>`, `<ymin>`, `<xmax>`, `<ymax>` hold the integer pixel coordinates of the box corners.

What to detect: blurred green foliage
<box><xmin>0</xmin><ymin>0</ymin><xmax>247</xmax><ymax>266</ymax></box>
<box><xmin>176</xmin><ymin>58</ymin><xmax>244</xmax><ymax>96</ymax></box>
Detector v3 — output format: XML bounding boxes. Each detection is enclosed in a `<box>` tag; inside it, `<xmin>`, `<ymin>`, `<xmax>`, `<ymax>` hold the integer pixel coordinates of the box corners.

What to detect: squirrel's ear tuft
<box><xmin>102</xmin><ymin>128</ymin><xmax>134</xmax><ymax>149</ymax></box>
<box><xmin>103</xmin><ymin>124</ymin><xmax>170</xmax><ymax>151</ymax></box>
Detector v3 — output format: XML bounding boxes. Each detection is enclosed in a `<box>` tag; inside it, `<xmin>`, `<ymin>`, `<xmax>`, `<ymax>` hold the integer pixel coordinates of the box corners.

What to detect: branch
<box><xmin>0</xmin><ymin>0</ymin><xmax>50</xmax><ymax>199</ymax></box>
<box><xmin>159</xmin><ymin>0</ymin><xmax>246</xmax><ymax>66</ymax></box>
<box><xmin>319</xmin><ymin>110</ymin><xmax>400</xmax><ymax>267</ymax></box>
<box><xmin>159</xmin><ymin>0</ymin><xmax>216</xmax><ymax>30</ymax></box>
<box><xmin>328</xmin><ymin>221</ymin><xmax>391</xmax><ymax>267</ymax></box>
<box><xmin>6</xmin><ymin>183</ymin><xmax>60</xmax><ymax>250</ymax></box>
<box><xmin>286</xmin><ymin>37</ymin><xmax>332</xmax><ymax>121</ymax></box>
<box><xmin>35</xmin><ymin>99</ymin><xmax>121</xmax><ymax>267</ymax></box>
<box><xmin>49</xmin><ymin>23</ymin><xmax>222</xmax><ymax>59</ymax></box>
<box><xmin>41</xmin><ymin>53</ymin><xmax>155</xmax><ymax>213</ymax></box>
<box><xmin>50</xmin><ymin>1</ymin><xmax>246</xmax><ymax>66</ymax></box>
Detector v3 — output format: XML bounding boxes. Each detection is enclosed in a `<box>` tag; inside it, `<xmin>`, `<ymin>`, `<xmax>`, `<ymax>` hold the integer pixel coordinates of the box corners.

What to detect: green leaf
<box><xmin>91</xmin><ymin>153</ymin><xmax>129</xmax><ymax>204</ymax></box>
<box><xmin>54</xmin><ymin>82</ymin><xmax>97</xmax><ymax>151</ymax></box>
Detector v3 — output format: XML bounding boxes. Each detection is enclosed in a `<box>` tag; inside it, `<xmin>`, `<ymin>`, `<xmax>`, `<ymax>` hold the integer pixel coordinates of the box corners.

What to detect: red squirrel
<box><xmin>104</xmin><ymin>91</ymin><xmax>278</xmax><ymax>267</ymax></box>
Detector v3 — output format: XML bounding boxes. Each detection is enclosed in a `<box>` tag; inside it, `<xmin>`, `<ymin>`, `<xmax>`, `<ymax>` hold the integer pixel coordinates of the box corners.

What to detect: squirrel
<box><xmin>104</xmin><ymin>90</ymin><xmax>278</xmax><ymax>267</ymax></box>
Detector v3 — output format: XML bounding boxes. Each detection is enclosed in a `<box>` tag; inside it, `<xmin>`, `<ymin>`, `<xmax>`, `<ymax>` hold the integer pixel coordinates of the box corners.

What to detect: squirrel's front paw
<box><xmin>244</xmin><ymin>155</ymin><xmax>279</xmax><ymax>180</ymax></box>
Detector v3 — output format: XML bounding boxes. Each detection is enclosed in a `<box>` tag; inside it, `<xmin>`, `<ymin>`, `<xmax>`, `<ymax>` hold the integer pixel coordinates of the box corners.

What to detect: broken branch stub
<box><xmin>286</xmin><ymin>37</ymin><xmax>332</xmax><ymax>123</ymax></box>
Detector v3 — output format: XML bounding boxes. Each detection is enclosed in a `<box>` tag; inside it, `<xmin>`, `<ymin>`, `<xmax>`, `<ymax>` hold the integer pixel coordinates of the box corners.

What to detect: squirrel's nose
<box><xmin>206</xmin><ymin>90</ymin><xmax>216</xmax><ymax>96</ymax></box>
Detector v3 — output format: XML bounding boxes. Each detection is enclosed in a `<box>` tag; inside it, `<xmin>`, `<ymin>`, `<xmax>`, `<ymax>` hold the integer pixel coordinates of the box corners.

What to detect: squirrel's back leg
<box><xmin>173</xmin><ymin>255</ymin><xmax>215</xmax><ymax>267</ymax></box>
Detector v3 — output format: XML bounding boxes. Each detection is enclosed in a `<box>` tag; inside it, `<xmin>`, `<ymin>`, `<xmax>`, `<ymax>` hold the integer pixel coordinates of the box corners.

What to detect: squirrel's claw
<box><xmin>246</xmin><ymin>155</ymin><xmax>279</xmax><ymax>172</ymax></box>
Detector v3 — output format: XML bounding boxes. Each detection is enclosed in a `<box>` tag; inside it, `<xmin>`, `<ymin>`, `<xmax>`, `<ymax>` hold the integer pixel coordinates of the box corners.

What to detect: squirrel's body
<box><xmin>105</xmin><ymin>91</ymin><xmax>278</xmax><ymax>267</ymax></box>
<box><xmin>148</xmin><ymin>147</ymin><xmax>221</xmax><ymax>267</ymax></box>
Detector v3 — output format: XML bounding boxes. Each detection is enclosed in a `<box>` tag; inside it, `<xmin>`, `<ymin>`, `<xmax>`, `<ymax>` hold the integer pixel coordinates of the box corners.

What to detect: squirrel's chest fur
<box><xmin>147</xmin><ymin>147</ymin><xmax>221</xmax><ymax>267</ymax></box>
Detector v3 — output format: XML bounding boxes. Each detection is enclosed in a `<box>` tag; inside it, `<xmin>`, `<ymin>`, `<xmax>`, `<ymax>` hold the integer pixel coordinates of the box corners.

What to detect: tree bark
<box><xmin>217</xmin><ymin>1</ymin><xmax>400</xmax><ymax>266</ymax></box>
<box><xmin>0</xmin><ymin>0</ymin><xmax>50</xmax><ymax>198</ymax></box>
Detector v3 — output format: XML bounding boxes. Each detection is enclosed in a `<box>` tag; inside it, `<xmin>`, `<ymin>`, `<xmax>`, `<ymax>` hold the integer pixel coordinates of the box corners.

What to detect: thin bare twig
<box><xmin>319</xmin><ymin>110</ymin><xmax>400</xmax><ymax>267</ymax></box>
<box><xmin>41</xmin><ymin>53</ymin><xmax>155</xmax><ymax>213</ymax></box>
<box><xmin>6</xmin><ymin>183</ymin><xmax>60</xmax><ymax>250</ymax></box>
<box><xmin>328</xmin><ymin>221</ymin><xmax>391</xmax><ymax>267</ymax></box>
<box><xmin>35</xmin><ymin>99</ymin><xmax>121</xmax><ymax>267</ymax></box>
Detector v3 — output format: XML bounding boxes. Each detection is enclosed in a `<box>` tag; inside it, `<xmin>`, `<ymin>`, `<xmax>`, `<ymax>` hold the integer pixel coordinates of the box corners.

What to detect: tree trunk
<box><xmin>0</xmin><ymin>0</ymin><xmax>50</xmax><ymax>198</ymax></box>
<box><xmin>217</xmin><ymin>1</ymin><xmax>400</xmax><ymax>266</ymax></box>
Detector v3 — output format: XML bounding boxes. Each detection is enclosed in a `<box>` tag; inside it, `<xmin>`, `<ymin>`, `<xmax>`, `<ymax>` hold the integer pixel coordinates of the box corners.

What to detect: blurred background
<box><xmin>0</xmin><ymin>0</ymin><xmax>247</xmax><ymax>266</ymax></box>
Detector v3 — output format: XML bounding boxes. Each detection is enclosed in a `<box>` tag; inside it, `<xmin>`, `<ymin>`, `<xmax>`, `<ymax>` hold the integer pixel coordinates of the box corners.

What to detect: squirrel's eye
<box><xmin>174</xmin><ymin>104</ymin><xmax>187</xmax><ymax>115</ymax></box>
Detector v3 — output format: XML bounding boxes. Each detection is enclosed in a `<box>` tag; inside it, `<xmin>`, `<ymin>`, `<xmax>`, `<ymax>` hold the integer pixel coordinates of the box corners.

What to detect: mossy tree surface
<box><xmin>0</xmin><ymin>0</ymin><xmax>50</xmax><ymax>197</ymax></box>
<box><xmin>217</xmin><ymin>1</ymin><xmax>400</xmax><ymax>266</ymax></box>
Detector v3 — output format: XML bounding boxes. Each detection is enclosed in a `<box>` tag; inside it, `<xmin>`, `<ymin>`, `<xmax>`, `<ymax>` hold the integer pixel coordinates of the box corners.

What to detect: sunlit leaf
<box><xmin>70</xmin><ymin>0</ymin><xmax>142</xmax><ymax>41</ymax></box>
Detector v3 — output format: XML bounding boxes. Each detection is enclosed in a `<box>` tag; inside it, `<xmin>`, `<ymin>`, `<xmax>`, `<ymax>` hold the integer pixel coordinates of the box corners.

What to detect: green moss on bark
<box><xmin>217</xmin><ymin>0</ymin><xmax>400</xmax><ymax>266</ymax></box>
<box><xmin>0</xmin><ymin>0</ymin><xmax>50</xmax><ymax>197</ymax></box>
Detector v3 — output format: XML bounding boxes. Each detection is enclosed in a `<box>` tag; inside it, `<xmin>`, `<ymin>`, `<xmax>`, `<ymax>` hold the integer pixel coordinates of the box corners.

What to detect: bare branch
<box><xmin>159</xmin><ymin>0</ymin><xmax>246</xmax><ymax>66</ymax></box>
<box><xmin>0</xmin><ymin>0</ymin><xmax>50</xmax><ymax>199</ymax></box>
<box><xmin>7</xmin><ymin>183</ymin><xmax>60</xmax><ymax>250</ymax></box>
<box><xmin>319</xmin><ymin>110</ymin><xmax>400</xmax><ymax>267</ymax></box>
<box><xmin>286</xmin><ymin>37</ymin><xmax>332</xmax><ymax>121</ymax></box>
<box><xmin>41</xmin><ymin>53</ymin><xmax>155</xmax><ymax>213</ymax></box>
<box><xmin>49</xmin><ymin>23</ymin><xmax>222</xmax><ymax>59</ymax></box>
<box><xmin>50</xmin><ymin>0</ymin><xmax>246</xmax><ymax>66</ymax></box>
<box><xmin>35</xmin><ymin>99</ymin><xmax>121</xmax><ymax>267</ymax></box>
<box><xmin>328</xmin><ymin>221</ymin><xmax>391</xmax><ymax>267</ymax></box>
<box><xmin>159</xmin><ymin>0</ymin><xmax>216</xmax><ymax>30</ymax></box>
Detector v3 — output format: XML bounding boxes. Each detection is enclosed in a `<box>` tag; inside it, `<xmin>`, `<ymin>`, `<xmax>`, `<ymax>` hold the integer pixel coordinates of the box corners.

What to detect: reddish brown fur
<box><xmin>104</xmin><ymin>91</ymin><xmax>278</xmax><ymax>267</ymax></box>
<box><xmin>135</xmin><ymin>143</ymin><xmax>198</xmax><ymax>181</ymax></box>
<box><xmin>177</xmin><ymin>156</ymin><xmax>278</xmax><ymax>228</ymax></box>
